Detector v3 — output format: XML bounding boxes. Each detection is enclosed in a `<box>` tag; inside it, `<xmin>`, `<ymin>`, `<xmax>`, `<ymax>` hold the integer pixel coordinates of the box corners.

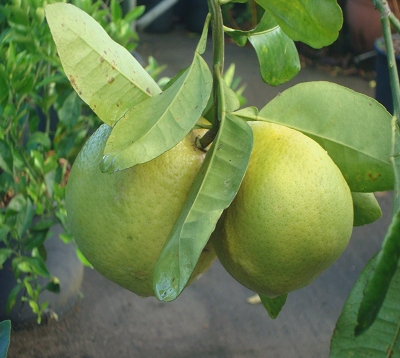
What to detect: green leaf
<box><xmin>196</xmin><ymin>13</ymin><xmax>211</xmax><ymax>55</ymax></box>
<box><xmin>0</xmin><ymin>140</ymin><xmax>13</xmax><ymax>175</ymax></box>
<box><xmin>0</xmin><ymin>249</ymin><xmax>12</xmax><ymax>269</ymax></box>
<box><xmin>353</xmin><ymin>119</ymin><xmax>400</xmax><ymax>335</ymax></box>
<box><xmin>248</xmin><ymin>21</ymin><xmax>300</xmax><ymax>85</ymax></box>
<box><xmin>259</xmin><ymin>293</ymin><xmax>288</xmax><ymax>319</ymax></box>
<box><xmin>24</xmin><ymin>230</ymin><xmax>49</xmax><ymax>252</ymax></box>
<box><xmin>75</xmin><ymin>247</ymin><xmax>93</xmax><ymax>268</ymax></box>
<box><xmin>6</xmin><ymin>194</ymin><xmax>26</xmax><ymax>214</ymax></box>
<box><xmin>16</xmin><ymin>197</ymin><xmax>34</xmax><ymax>239</ymax></box>
<box><xmin>110</xmin><ymin>0</ymin><xmax>122</xmax><ymax>21</ymax></box>
<box><xmin>330</xmin><ymin>255</ymin><xmax>400</xmax><ymax>356</ymax></box>
<box><xmin>57</xmin><ymin>91</ymin><xmax>82</xmax><ymax>128</ymax></box>
<box><xmin>6</xmin><ymin>283</ymin><xmax>22</xmax><ymax>314</ymax></box>
<box><xmin>0</xmin><ymin>320</ymin><xmax>11</xmax><ymax>358</ymax></box>
<box><xmin>225</xmin><ymin>12</ymin><xmax>300</xmax><ymax>86</ymax></box>
<box><xmin>14</xmin><ymin>256</ymin><xmax>51</xmax><ymax>278</ymax></box>
<box><xmin>45</xmin><ymin>3</ymin><xmax>161</xmax><ymax>126</ymax></box>
<box><xmin>153</xmin><ymin>113</ymin><xmax>253</xmax><ymax>301</ymax></box>
<box><xmin>101</xmin><ymin>52</ymin><xmax>212</xmax><ymax>173</ymax></box>
<box><xmin>355</xmin><ymin>208</ymin><xmax>400</xmax><ymax>336</ymax></box>
<box><xmin>236</xmin><ymin>82</ymin><xmax>394</xmax><ymax>192</ymax></box>
<box><xmin>26</xmin><ymin>132</ymin><xmax>51</xmax><ymax>151</ymax></box>
<box><xmin>45</xmin><ymin>277</ymin><xmax>60</xmax><ymax>294</ymax></box>
<box><xmin>255</xmin><ymin>0</ymin><xmax>343</xmax><ymax>48</ymax></box>
<box><xmin>352</xmin><ymin>193</ymin><xmax>382</xmax><ymax>227</ymax></box>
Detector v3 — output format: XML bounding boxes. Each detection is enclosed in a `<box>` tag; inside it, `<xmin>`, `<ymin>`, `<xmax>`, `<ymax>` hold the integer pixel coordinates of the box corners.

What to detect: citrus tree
<box><xmin>44</xmin><ymin>0</ymin><xmax>400</xmax><ymax>355</ymax></box>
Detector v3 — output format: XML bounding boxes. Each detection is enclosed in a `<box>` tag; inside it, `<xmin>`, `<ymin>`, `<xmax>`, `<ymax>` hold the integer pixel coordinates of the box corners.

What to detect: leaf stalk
<box><xmin>199</xmin><ymin>0</ymin><xmax>224</xmax><ymax>149</ymax></box>
<box><xmin>373</xmin><ymin>0</ymin><xmax>400</xmax><ymax>122</ymax></box>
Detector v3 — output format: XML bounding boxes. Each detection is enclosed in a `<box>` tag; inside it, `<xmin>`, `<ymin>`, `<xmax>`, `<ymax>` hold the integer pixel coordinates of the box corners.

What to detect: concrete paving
<box><xmin>6</xmin><ymin>28</ymin><xmax>393</xmax><ymax>358</ymax></box>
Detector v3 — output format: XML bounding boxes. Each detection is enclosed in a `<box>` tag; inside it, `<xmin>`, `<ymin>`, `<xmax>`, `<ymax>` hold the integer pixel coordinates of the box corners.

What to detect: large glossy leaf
<box><xmin>225</xmin><ymin>12</ymin><xmax>300</xmax><ymax>86</ymax></box>
<box><xmin>236</xmin><ymin>82</ymin><xmax>394</xmax><ymax>192</ymax></box>
<box><xmin>330</xmin><ymin>255</ymin><xmax>400</xmax><ymax>357</ymax></box>
<box><xmin>45</xmin><ymin>3</ymin><xmax>161</xmax><ymax>126</ymax></box>
<box><xmin>153</xmin><ymin>113</ymin><xmax>253</xmax><ymax>302</ymax></box>
<box><xmin>255</xmin><ymin>0</ymin><xmax>343</xmax><ymax>48</ymax></box>
<box><xmin>100</xmin><ymin>52</ymin><xmax>212</xmax><ymax>173</ymax></box>
<box><xmin>0</xmin><ymin>320</ymin><xmax>11</xmax><ymax>358</ymax></box>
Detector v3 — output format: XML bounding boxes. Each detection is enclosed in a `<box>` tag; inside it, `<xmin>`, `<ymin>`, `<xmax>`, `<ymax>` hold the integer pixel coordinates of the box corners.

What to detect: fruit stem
<box><xmin>199</xmin><ymin>0</ymin><xmax>224</xmax><ymax>149</ymax></box>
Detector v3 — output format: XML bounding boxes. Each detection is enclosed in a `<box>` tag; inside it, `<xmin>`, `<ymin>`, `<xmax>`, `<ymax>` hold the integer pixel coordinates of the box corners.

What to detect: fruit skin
<box><xmin>211</xmin><ymin>121</ymin><xmax>353</xmax><ymax>298</ymax></box>
<box><xmin>66</xmin><ymin>124</ymin><xmax>216</xmax><ymax>297</ymax></box>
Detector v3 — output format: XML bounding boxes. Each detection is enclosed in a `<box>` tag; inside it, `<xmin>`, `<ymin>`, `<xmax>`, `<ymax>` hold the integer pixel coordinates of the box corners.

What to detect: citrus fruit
<box><xmin>66</xmin><ymin>124</ymin><xmax>216</xmax><ymax>297</ymax></box>
<box><xmin>211</xmin><ymin>121</ymin><xmax>353</xmax><ymax>297</ymax></box>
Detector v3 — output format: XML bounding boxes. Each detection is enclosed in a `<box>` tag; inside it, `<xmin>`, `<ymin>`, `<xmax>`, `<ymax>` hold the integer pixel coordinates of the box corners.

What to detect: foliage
<box><xmin>0</xmin><ymin>0</ymin><xmax>143</xmax><ymax>324</ymax></box>
<box><xmin>0</xmin><ymin>320</ymin><xmax>10</xmax><ymax>358</ymax></box>
<box><xmin>45</xmin><ymin>0</ymin><xmax>400</xmax><ymax>354</ymax></box>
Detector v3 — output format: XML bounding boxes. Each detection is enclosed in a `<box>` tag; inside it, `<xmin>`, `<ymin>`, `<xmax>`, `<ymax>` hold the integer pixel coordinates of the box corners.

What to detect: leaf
<box><xmin>6</xmin><ymin>284</ymin><xmax>22</xmax><ymax>314</ymax></box>
<box><xmin>236</xmin><ymin>82</ymin><xmax>394</xmax><ymax>192</ymax></box>
<box><xmin>0</xmin><ymin>249</ymin><xmax>12</xmax><ymax>269</ymax></box>
<box><xmin>225</xmin><ymin>12</ymin><xmax>300</xmax><ymax>86</ymax></box>
<box><xmin>248</xmin><ymin>25</ymin><xmax>300</xmax><ymax>85</ymax></box>
<box><xmin>354</xmin><ymin>119</ymin><xmax>400</xmax><ymax>335</ymax></box>
<box><xmin>45</xmin><ymin>277</ymin><xmax>60</xmax><ymax>294</ymax></box>
<box><xmin>26</xmin><ymin>132</ymin><xmax>51</xmax><ymax>151</ymax></box>
<box><xmin>16</xmin><ymin>197</ymin><xmax>34</xmax><ymax>239</ymax></box>
<box><xmin>255</xmin><ymin>0</ymin><xmax>343</xmax><ymax>48</ymax></box>
<box><xmin>0</xmin><ymin>140</ymin><xmax>13</xmax><ymax>175</ymax></box>
<box><xmin>196</xmin><ymin>13</ymin><xmax>211</xmax><ymax>55</ymax></box>
<box><xmin>0</xmin><ymin>320</ymin><xmax>11</xmax><ymax>358</ymax></box>
<box><xmin>45</xmin><ymin>3</ymin><xmax>161</xmax><ymax>126</ymax></box>
<box><xmin>330</xmin><ymin>255</ymin><xmax>400</xmax><ymax>357</ymax></box>
<box><xmin>153</xmin><ymin>113</ymin><xmax>253</xmax><ymax>302</ymax></box>
<box><xmin>259</xmin><ymin>293</ymin><xmax>288</xmax><ymax>319</ymax></box>
<box><xmin>14</xmin><ymin>256</ymin><xmax>51</xmax><ymax>278</ymax></box>
<box><xmin>352</xmin><ymin>193</ymin><xmax>382</xmax><ymax>227</ymax></box>
<box><xmin>57</xmin><ymin>91</ymin><xmax>82</xmax><ymax>128</ymax></box>
<box><xmin>24</xmin><ymin>230</ymin><xmax>49</xmax><ymax>252</ymax></box>
<box><xmin>101</xmin><ymin>52</ymin><xmax>212</xmax><ymax>173</ymax></box>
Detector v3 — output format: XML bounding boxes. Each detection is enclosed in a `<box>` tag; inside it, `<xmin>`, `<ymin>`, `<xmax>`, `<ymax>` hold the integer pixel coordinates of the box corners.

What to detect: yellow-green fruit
<box><xmin>66</xmin><ymin>124</ymin><xmax>216</xmax><ymax>297</ymax></box>
<box><xmin>211</xmin><ymin>121</ymin><xmax>353</xmax><ymax>297</ymax></box>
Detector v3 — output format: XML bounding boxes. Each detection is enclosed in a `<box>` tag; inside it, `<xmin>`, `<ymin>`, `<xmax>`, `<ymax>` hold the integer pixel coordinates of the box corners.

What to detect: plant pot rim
<box><xmin>374</xmin><ymin>34</ymin><xmax>400</xmax><ymax>59</ymax></box>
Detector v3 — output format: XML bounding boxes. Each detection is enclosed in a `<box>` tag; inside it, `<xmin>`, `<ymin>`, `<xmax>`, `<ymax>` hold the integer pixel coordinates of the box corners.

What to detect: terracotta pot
<box><xmin>345</xmin><ymin>0</ymin><xmax>384</xmax><ymax>53</ymax></box>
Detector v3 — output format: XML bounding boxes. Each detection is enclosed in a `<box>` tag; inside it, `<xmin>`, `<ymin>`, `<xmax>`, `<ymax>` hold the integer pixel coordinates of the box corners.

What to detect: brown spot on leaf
<box><xmin>100</xmin><ymin>56</ymin><xmax>105</xmax><ymax>63</ymax></box>
<box><xmin>108</xmin><ymin>77</ymin><xmax>115</xmax><ymax>84</ymax></box>
<box><xmin>146</xmin><ymin>87</ymin><xmax>151</xmax><ymax>94</ymax></box>
<box><xmin>69</xmin><ymin>75</ymin><xmax>77</xmax><ymax>88</ymax></box>
<box><xmin>367</xmin><ymin>172</ymin><xmax>381</xmax><ymax>181</ymax></box>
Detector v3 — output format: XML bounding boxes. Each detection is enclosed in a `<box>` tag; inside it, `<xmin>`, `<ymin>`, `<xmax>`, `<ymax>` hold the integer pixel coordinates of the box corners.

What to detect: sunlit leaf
<box><xmin>45</xmin><ymin>3</ymin><xmax>161</xmax><ymax>126</ymax></box>
<box><xmin>153</xmin><ymin>113</ymin><xmax>253</xmax><ymax>302</ymax></box>
<box><xmin>330</xmin><ymin>255</ymin><xmax>400</xmax><ymax>356</ymax></box>
<box><xmin>236</xmin><ymin>82</ymin><xmax>394</xmax><ymax>192</ymax></box>
<box><xmin>255</xmin><ymin>0</ymin><xmax>343</xmax><ymax>48</ymax></box>
<box><xmin>225</xmin><ymin>12</ymin><xmax>300</xmax><ymax>86</ymax></box>
<box><xmin>101</xmin><ymin>52</ymin><xmax>212</xmax><ymax>173</ymax></box>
